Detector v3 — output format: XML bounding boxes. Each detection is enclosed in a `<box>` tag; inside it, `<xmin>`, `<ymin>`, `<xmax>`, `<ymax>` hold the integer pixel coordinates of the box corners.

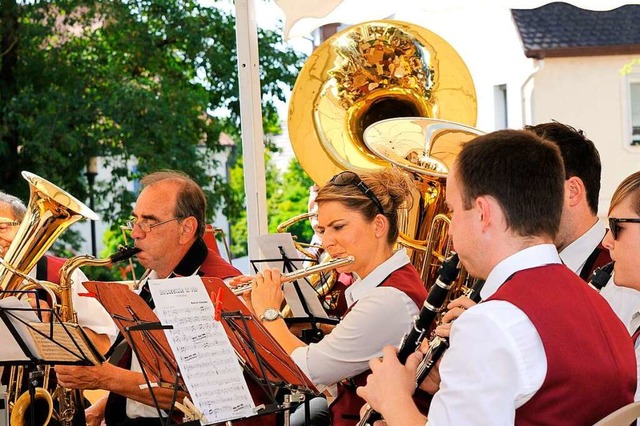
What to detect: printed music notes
<box><xmin>149</xmin><ymin>276</ymin><xmax>255</xmax><ymax>424</ymax></box>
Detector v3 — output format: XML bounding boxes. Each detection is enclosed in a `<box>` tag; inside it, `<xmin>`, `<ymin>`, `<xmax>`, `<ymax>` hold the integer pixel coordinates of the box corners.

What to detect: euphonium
<box><xmin>0</xmin><ymin>171</ymin><xmax>98</xmax><ymax>426</ymax></box>
<box><xmin>7</xmin><ymin>246</ymin><xmax>141</xmax><ymax>426</ymax></box>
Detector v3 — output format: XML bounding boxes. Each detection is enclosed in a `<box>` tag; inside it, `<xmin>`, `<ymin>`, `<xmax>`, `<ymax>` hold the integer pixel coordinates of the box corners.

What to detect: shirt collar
<box><xmin>559</xmin><ymin>220</ymin><xmax>606</xmax><ymax>274</ymax></box>
<box><xmin>481</xmin><ymin>244</ymin><xmax>561</xmax><ymax>300</ymax></box>
<box><xmin>344</xmin><ymin>247</ymin><xmax>411</xmax><ymax>306</ymax></box>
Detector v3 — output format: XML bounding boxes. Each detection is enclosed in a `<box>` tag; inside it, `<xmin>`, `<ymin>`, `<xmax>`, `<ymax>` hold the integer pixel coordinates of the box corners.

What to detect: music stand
<box><xmin>254</xmin><ymin>234</ymin><xmax>338</xmax><ymax>342</ymax></box>
<box><xmin>0</xmin><ymin>292</ymin><xmax>104</xmax><ymax>426</ymax></box>
<box><xmin>200</xmin><ymin>277</ymin><xmax>318</xmax><ymax>423</ymax></box>
<box><xmin>83</xmin><ymin>281</ymin><xmax>189</xmax><ymax>425</ymax></box>
<box><xmin>85</xmin><ymin>278</ymin><xmax>319</xmax><ymax>425</ymax></box>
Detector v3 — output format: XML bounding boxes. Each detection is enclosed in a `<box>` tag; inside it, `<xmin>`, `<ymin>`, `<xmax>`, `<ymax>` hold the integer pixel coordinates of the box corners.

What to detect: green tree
<box><xmin>267</xmin><ymin>158</ymin><xmax>315</xmax><ymax>242</ymax></box>
<box><xmin>0</xmin><ymin>0</ymin><xmax>305</xmax><ymax>259</ymax></box>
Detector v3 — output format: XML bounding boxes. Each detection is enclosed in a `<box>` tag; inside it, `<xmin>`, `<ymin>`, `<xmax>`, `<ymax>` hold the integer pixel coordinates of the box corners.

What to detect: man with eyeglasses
<box><xmin>0</xmin><ymin>190</ymin><xmax>117</xmax><ymax>425</ymax></box>
<box><xmin>55</xmin><ymin>170</ymin><xmax>256</xmax><ymax>426</ymax></box>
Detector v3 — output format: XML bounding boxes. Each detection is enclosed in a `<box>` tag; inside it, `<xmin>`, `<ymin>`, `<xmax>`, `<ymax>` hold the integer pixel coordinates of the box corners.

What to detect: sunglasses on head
<box><xmin>330</xmin><ymin>171</ymin><xmax>385</xmax><ymax>214</ymax></box>
<box><xmin>608</xmin><ymin>217</ymin><xmax>640</xmax><ymax>240</ymax></box>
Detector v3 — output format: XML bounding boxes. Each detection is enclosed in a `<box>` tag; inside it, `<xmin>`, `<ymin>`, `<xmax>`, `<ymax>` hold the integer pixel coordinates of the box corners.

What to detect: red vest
<box><xmin>199</xmin><ymin>247</ymin><xmax>241</xmax><ymax>279</ymax></box>
<box><xmin>487</xmin><ymin>264</ymin><xmax>636</xmax><ymax>425</ymax></box>
<box><xmin>329</xmin><ymin>264</ymin><xmax>428</xmax><ymax>426</ymax></box>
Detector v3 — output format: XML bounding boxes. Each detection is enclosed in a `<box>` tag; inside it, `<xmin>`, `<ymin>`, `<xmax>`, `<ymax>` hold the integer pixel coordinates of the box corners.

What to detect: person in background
<box><xmin>602</xmin><ymin>170</ymin><xmax>640</xmax><ymax>400</ymax></box>
<box><xmin>357</xmin><ymin>129</ymin><xmax>636</xmax><ymax>425</ymax></box>
<box><xmin>525</xmin><ymin>122</ymin><xmax>640</xmax><ymax>329</ymax></box>
<box><xmin>0</xmin><ymin>191</ymin><xmax>117</xmax><ymax>351</ymax></box>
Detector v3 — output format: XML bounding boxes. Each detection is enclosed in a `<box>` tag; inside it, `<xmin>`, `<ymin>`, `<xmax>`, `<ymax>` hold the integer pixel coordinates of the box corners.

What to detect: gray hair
<box><xmin>0</xmin><ymin>192</ymin><xmax>26</xmax><ymax>221</ymax></box>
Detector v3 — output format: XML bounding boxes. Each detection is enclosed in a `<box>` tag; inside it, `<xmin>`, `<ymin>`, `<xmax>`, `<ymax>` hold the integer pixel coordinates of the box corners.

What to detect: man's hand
<box><xmin>55</xmin><ymin>363</ymin><xmax>114</xmax><ymax>390</ymax></box>
<box><xmin>356</xmin><ymin>346</ymin><xmax>426</xmax><ymax>426</ymax></box>
<box><xmin>85</xmin><ymin>394</ymin><xmax>108</xmax><ymax>426</ymax></box>
<box><xmin>26</xmin><ymin>295</ymin><xmax>51</xmax><ymax>322</ymax></box>
<box><xmin>434</xmin><ymin>295</ymin><xmax>477</xmax><ymax>338</ymax></box>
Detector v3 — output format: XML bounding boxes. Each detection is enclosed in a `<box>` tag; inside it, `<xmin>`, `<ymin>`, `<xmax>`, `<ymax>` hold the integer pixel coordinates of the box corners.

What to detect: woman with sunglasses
<box><xmin>602</xmin><ymin>170</ymin><xmax>640</xmax><ymax>400</ymax></box>
<box><xmin>249</xmin><ymin>168</ymin><xmax>428</xmax><ymax>426</ymax></box>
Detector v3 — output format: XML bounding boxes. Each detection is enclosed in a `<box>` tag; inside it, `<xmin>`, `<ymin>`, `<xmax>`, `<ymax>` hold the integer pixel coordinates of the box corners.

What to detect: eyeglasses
<box><xmin>0</xmin><ymin>218</ymin><xmax>20</xmax><ymax>234</ymax></box>
<box><xmin>125</xmin><ymin>217</ymin><xmax>181</xmax><ymax>233</ymax></box>
<box><xmin>330</xmin><ymin>171</ymin><xmax>385</xmax><ymax>214</ymax></box>
<box><xmin>608</xmin><ymin>217</ymin><xmax>640</xmax><ymax>240</ymax></box>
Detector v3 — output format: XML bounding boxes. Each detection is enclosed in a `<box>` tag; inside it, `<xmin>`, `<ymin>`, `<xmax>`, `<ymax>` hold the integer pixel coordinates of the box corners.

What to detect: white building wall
<box><xmin>531</xmin><ymin>55</ymin><xmax>640</xmax><ymax>213</ymax></box>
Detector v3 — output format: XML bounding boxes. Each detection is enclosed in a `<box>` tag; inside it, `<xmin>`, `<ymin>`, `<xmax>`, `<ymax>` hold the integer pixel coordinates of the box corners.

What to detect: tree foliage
<box><xmin>0</xmin><ymin>0</ymin><xmax>305</xmax><ymax>257</ymax></box>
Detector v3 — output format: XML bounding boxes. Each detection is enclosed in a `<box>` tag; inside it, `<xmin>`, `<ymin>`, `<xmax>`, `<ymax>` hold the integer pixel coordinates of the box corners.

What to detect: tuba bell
<box><xmin>288</xmin><ymin>20</ymin><xmax>482</xmax><ymax>294</ymax></box>
<box><xmin>0</xmin><ymin>171</ymin><xmax>98</xmax><ymax>426</ymax></box>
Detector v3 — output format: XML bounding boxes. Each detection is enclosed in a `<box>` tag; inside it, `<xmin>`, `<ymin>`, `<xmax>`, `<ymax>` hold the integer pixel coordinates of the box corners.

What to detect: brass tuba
<box><xmin>0</xmin><ymin>171</ymin><xmax>98</xmax><ymax>426</ymax></box>
<box><xmin>288</xmin><ymin>20</ymin><xmax>482</xmax><ymax>293</ymax></box>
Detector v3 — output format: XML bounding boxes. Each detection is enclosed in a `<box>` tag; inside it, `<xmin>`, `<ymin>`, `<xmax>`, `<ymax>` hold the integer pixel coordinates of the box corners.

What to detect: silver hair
<box><xmin>0</xmin><ymin>191</ymin><xmax>27</xmax><ymax>221</ymax></box>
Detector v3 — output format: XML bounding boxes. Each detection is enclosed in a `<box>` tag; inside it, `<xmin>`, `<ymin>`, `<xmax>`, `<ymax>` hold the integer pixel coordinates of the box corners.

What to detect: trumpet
<box><xmin>230</xmin><ymin>256</ymin><xmax>355</xmax><ymax>295</ymax></box>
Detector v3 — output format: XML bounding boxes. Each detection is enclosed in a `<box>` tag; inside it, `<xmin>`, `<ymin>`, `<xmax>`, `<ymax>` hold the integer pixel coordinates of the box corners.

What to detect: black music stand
<box><xmin>0</xmin><ymin>292</ymin><xmax>103</xmax><ymax>426</ymax></box>
<box><xmin>251</xmin><ymin>241</ymin><xmax>339</xmax><ymax>343</ymax></box>
<box><xmin>85</xmin><ymin>279</ymin><xmax>319</xmax><ymax>425</ymax></box>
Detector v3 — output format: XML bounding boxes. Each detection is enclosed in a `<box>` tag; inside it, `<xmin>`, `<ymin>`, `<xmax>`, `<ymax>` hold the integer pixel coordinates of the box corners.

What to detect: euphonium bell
<box><xmin>0</xmin><ymin>171</ymin><xmax>98</xmax><ymax>295</ymax></box>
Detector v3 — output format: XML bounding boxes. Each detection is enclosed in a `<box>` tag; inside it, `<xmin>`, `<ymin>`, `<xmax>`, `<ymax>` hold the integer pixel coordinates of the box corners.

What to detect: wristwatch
<box><xmin>259</xmin><ymin>307</ymin><xmax>282</xmax><ymax>322</ymax></box>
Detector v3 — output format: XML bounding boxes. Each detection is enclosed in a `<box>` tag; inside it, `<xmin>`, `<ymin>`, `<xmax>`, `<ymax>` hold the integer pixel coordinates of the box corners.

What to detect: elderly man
<box><xmin>0</xmin><ymin>191</ymin><xmax>117</xmax><ymax>351</ymax></box>
<box><xmin>55</xmin><ymin>170</ymin><xmax>246</xmax><ymax>426</ymax></box>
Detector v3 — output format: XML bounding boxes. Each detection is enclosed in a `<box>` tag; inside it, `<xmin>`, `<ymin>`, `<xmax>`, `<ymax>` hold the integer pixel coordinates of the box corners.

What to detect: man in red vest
<box><xmin>525</xmin><ymin>123</ymin><xmax>640</xmax><ymax>329</ymax></box>
<box><xmin>55</xmin><ymin>171</ymin><xmax>274</xmax><ymax>426</ymax></box>
<box><xmin>357</xmin><ymin>130</ymin><xmax>636</xmax><ymax>425</ymax></box>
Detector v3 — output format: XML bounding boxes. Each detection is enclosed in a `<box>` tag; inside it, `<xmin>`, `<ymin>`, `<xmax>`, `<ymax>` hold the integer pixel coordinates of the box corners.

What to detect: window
<box><xmin>494</xmin><ymin>84</ymin><xmax>508</xmax><ymax>130</ymax></box>
<box><xmin>630</xmin><ymin>80</ymin><xmax>640</xmax><ymax>146</ymax></box>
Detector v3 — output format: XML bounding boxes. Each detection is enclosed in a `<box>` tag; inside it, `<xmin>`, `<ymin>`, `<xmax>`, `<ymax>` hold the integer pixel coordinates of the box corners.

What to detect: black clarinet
<box><xmin>588</xmin><ymin>261</ymin><xmax>614</xmax><ymax>292</ymax></box>
<box><xmin>414</xmin><ymin>279</ymin><xmax>485</xmax><ymax>386</ymax></box>
<box><xmin>358</xmin><ymin>253</ymin><xmax>461</xmax><ymax>426</ymax></box>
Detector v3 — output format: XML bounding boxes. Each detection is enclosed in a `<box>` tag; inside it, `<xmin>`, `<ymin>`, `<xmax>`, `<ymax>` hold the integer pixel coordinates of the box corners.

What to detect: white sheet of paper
<box><xmin>256</xmin><ymin>233</ymin><xmax>305</xmax><ymax>271</ymax></box>
<box><xmin>282</xmin><ymin>281</ymin><xmax>329</xmax><ymax>319</ymax></box>
<box><xmin>0</xmin><ymin>297</ymin><xmax>41</xmax><ymax>361</ymax></box>
<box><xmin>149</xmin><ymin>277</ymin><xmax>255</xmax><ymax>424</ymax></box>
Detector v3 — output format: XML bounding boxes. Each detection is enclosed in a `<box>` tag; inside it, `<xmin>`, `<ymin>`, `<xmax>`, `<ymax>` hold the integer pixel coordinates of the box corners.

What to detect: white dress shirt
<box><xmin>629</xmin><ymin>311</ymin><xmax>640</xmax><ymax>401</ymax></box>
<box><xmin>427</xmin><ymin>244</ymin><xmax>559</xmax><ymax>425</ymax></box>
<box><xmin>558</xmin><ymin>219</ymin><xmax>605</xmax><ymax>276</ymax></box>
<box><xmin>290</xmin><ymin>248</ymin><xmax>421</xmax><ymax>388</ymax></box>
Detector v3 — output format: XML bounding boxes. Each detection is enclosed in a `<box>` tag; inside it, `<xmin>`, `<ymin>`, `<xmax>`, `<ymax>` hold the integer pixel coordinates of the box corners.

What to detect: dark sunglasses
<box><xmin>330</xmin><ymin>171</ymin><xmax>385</xmax><ymax>214</ymax></box>
<box><xmin>608</xmin><ymin>217</ymin><xmax>640</xmax><ymax>239</ymax></box>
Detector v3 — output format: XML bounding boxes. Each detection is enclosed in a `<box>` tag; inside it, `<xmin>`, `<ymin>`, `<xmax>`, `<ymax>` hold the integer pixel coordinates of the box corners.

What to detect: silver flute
<box><xmin>230</xmin><ymin>256</ymin><xmax>355</xmax><ymax>295</ymax></box>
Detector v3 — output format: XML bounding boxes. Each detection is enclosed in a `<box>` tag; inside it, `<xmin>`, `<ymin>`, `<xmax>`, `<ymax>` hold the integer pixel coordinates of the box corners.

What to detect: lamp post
<box><xmin>86</xmin><ymin>157</ymin><xmax>98</xmax><ymax>257</ymax></box>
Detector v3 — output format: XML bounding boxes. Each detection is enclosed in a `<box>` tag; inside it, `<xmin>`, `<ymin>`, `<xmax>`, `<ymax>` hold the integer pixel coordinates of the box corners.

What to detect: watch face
<box><xmin>262</xmin><ymin>308</ymin><xmax>280</xmax><ymax>321</ymax></box>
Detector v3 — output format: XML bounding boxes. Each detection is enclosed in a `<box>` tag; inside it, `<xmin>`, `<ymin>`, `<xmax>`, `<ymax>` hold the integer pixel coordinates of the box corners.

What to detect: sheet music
<box><xmin>149</xmin><ymin>276</ymin><xmax>255</xmax><ymax>424</ymax></box>
<box><xmin>256</xmin><ymin>233</ymin><xmax>306</xmax><ymax>270</ymax></box>
<box><xmin>0</xmin><ymin>297</ymin><xmax>37</xmax><ymax>361</ymax></box>
<box><xmin>28</xmin><ymin>322</ymin><xmax>100</xmax><ymax>364</ymax></box>
<box><xmin>283</xmin><ymin>281</ymin><xmax>330</xmax><ymax>319</ymax></box>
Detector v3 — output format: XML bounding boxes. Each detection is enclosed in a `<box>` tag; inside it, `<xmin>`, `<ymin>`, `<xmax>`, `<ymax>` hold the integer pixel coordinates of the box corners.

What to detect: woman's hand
<box><xmin>227</xmin><ymin>274</ymin><xmax>255</xmax><ymax>312</ymax></box>
<box><xmin>250</xmin><ymin>268</ymin><xmax>285</xmax><ymax>317</ymax></box>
